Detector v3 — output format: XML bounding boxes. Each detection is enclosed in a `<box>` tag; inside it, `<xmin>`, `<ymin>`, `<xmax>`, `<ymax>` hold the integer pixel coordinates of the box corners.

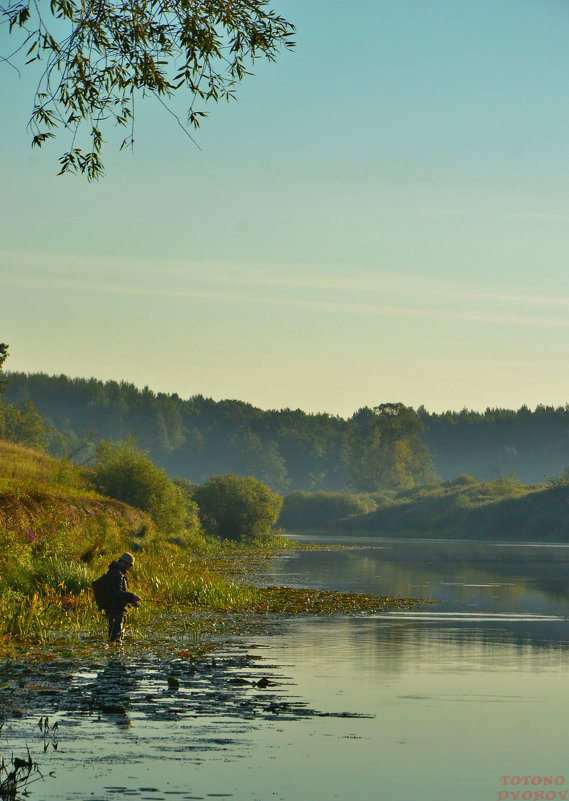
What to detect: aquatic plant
<box><xmin>0</xmin><ymin>750</ymin><xmax>40</xmax><ymax>800</ymax></box>
<box><xmin>253</xmin><ymin>586</ymin><xmax>433</xmax><ymax>616</ymax></box>
<box><xmin>0</xmin><ymin>586</ymin><xmax>97</xmax><ymax>642</ymax></box>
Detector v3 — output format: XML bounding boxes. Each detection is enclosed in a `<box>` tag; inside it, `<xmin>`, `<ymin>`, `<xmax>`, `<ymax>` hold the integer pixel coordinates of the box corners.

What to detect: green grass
<box><xmin>0</xmin><ymin>544</ymin><xmax>268</xmax><ymax>647</ymax></box>
<box><xmin>0</xmin><ymin>440</ymin><xmax>91</xmax><ymax>495</ymax></box>
<box><xmin>0</xmin><ymin>440</ymin><xmax>429</xmax><ymax>654</ymax></box>
<box><xmin>0</xmin><ymin>442</ymin><xmax>277</xmax><ymax>646</ymax></box>
<box><xmin>285</xmin><ymin>475</ymin><xmax>569</xmax><ymax>542</ymax></box>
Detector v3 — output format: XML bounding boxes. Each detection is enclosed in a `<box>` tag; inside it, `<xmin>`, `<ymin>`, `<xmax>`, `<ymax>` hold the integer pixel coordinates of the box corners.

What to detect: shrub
<box><xmin>548</xmin><ymin>465</ymin><xmax>569</xmax><ymax>488</ymax></box>
<box><xmin>445</xmin><ymin>474</ymin><xmax>479</xmax><ymax>488</ymax></box>
<box><xmin>278</xmin><ymin>490</ymin><xmax>378</xmax><ymax>530</ymax></box>
<box><xmin>193</xmin><ymin>473</ymin><xmax>282</xmax><ymax>542</ymax></box>
<box><xmin>0</xmin><ymin>399</ymin><xmax>48</xmax><ymax>449</ymax></box>
<box><xmin>90</xmin><ymin>439</ymin><xmax>197</xmax><ymax>536</ymax></box>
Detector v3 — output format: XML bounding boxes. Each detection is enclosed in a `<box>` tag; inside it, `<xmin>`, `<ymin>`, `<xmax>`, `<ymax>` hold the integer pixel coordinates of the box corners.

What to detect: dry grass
<box><xmin>0</xmin><ymin>440</ymin><xmax>90</xmax><ymax>495</ymax></box>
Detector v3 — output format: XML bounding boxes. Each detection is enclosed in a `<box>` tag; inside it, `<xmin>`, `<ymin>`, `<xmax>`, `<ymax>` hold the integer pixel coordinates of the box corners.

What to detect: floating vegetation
<box><xmin>251</xmin><ymin>586</ymin><xmax>433</xmax><ymax>616</ymax></box>
<box><xmin>0</xmin><ymin>649</ymin><xmax>373</xmax><ymax>733</ymax></box>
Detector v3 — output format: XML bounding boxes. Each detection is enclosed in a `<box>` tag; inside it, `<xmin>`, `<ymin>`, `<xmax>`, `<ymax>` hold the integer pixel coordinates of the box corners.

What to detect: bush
<box><xmin>548</xmin><ymin>465</ymin><xmax>569</xmax><ymax>488</ymax></box>
<box><xmin>0</xmin><ymin>399</ymin><xmax>48</xmax><ymax>449</ymax></box>
<box><xmin>445</xmin><ymin>474</ymin><xmax>479</xmax><ymax>488</ymax></box>
<box><xmin>278</xmin><ymin>490</ymin><xmax>379</xmax><ymax>530</ymax></box>
<box><xmin>193</xmin><ymin>473</ymin><xmax>282</xmax><ymax>542</ymax></box>
<box><xmin>90</xmin><ymin>439</ymin><xmax>198</xmax><ymax>536</ymax></box>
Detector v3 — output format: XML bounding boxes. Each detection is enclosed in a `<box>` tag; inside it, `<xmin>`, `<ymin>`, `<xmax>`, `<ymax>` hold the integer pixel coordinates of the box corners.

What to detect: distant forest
<box><xmin>4</xmin><ymin>372</ymin><xmax>569</xmax><ymax>491</ymax></box>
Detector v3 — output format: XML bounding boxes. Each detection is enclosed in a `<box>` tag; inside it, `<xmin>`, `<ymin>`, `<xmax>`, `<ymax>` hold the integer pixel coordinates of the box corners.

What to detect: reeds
<box><xmin>0</xmin><ymin>749</ymin><xmax>41</xmax><ymax>801</ymax></box>
<box><xmin>0</xmin><ymin>541</ymin><xmax>268</xmax><ymax>645</ymax></box>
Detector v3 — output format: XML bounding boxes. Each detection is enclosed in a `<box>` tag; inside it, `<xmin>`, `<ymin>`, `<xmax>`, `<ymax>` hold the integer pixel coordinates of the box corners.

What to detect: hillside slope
<box><xmin>0</xmin><ymin>441</ymin><xmax>154</xmax><ymax>564</ymax></box>
<box><xmin>280</xmin><ymin>477</ymin><xmax>569</xmax><ymax>542</ymax></box>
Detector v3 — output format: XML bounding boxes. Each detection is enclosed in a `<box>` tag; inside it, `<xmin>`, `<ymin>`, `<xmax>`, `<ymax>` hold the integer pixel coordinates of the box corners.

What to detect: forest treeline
<box><xmin>3</xmin><ymin>371</ymin><xmax>569</xmax><ymax>492</ymax></box>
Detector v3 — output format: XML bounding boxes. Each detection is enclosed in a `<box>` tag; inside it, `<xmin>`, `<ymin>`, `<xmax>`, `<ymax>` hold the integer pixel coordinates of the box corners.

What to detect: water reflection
<box><xmin>269</xmin><ymin>615</ymin><xmax>569</xmax><ymax>676</ymax></box>
<box><xmin>269</xmin><ymin>537</ymin><xmax>569</xmax><ymax>617</ymax></box>
<box><xmin>90</xmin><ymin>659</ymin><xmax>135</xmax><ymax>727</ymax></box>
<box><xmin>0</xmin><ymin>645</ymin><xmax>372</xmax><ymax>800</ymax></box>
<box><xmin>3</xmin><ymin>538</ymin><xmax>569</xmax><ymax>801</ymax></box>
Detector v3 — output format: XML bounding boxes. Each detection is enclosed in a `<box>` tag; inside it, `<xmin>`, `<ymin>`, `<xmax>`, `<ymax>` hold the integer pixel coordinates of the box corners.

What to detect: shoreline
<box><xmin>0</xmin><ymin>542</ymin><xmax>431</xmax><ymax>662</ymax></box>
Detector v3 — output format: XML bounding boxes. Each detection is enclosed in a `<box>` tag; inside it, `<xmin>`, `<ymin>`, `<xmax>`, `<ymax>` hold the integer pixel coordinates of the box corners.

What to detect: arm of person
<box><xmin>107</xmin><ymin>569</ymin><xmax>140</xmax><ymax>607</ymax></box>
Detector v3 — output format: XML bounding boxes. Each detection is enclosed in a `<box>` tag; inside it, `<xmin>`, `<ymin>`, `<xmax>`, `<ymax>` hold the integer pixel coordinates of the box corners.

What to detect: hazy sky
<box><xmin>3</xmin><ymin>0</ymin><xmax>569</xmax><ymax>417</ymax></box>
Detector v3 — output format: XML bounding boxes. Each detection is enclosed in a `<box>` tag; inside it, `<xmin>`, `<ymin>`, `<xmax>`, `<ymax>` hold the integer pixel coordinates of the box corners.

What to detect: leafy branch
<box><xmin>1</xmin><ymin>0</ymin><xmax>295</xmax><ymax>179</ymax></box>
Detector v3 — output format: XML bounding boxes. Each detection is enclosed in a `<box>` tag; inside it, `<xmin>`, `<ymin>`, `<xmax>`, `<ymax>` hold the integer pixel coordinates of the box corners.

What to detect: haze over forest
<box><xmin>4</xmin><ymin>371</ymin><xmax>569</xmax><ymax>494</ymax></box>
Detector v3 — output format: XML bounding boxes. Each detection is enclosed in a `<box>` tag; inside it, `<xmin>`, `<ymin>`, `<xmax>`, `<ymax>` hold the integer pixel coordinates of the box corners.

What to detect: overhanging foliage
<box><xmin>2</xmin><ymin>0</ymin><xmax>295</xmax><ymax>178</ymax></box>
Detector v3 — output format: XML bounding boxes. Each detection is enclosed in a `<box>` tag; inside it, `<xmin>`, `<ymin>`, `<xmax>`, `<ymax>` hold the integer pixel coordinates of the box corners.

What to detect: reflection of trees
<box><xmin>270</xmin><ymin>543</ymin><xmax>569</xmax><ymax>611</ymax></box>
<box><xmin>262</xmin><ymin>544</ymin><xmax>569</xmax><ymax>672</ymax></box>
<box><xmin>284</xmin><ymin>616</ymin><xmax>569</xmax><ymax>678</ymax></box>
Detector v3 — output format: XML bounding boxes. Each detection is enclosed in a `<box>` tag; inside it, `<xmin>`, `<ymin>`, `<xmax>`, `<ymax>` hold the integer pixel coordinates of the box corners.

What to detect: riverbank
<box><xmin>279</xmin><ymin>477</ymin><xmax>569</xmax><ymax>541</ymax></box>
<box><xmin>0</xmin><ymin>441</ymin><xmax>429</xmax><ymax>658</ymax></box>
<box><xmin>2</xmin><ymin>538</ymin><xmax>568</xmax><ymax>801</ymax></box>
<box><xmin>0</xmin><ymin>540</ymin><xmax>431</xmax><ymax>661</ymax></box>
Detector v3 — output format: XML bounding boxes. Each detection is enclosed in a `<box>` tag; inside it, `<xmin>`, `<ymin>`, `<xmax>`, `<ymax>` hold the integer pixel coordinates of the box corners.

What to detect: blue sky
<box><xmin>3</xmin><ymin>0</ymin><xmax>569</xmax><ymax>416</ymax></box>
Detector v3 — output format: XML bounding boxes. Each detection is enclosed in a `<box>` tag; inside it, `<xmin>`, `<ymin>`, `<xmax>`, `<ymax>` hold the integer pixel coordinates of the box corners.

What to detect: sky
<box><xmin>3</xmin><ymin>0</ymin><xmax>569</xmax><ymax>418</ymax></box>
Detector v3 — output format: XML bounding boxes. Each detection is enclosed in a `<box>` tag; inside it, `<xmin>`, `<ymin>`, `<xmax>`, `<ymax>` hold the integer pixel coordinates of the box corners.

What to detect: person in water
<box><xmin>105</xmin><ymin>552</ymin><xmax>142</xmax><ymax>643</ymax></box>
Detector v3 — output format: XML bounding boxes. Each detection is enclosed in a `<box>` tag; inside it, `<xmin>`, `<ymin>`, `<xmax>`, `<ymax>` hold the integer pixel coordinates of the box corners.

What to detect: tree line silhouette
<box><xmin>3</xmin><ymin>371</ymin><xmax>569</xmax><ymax>491</ymax></box>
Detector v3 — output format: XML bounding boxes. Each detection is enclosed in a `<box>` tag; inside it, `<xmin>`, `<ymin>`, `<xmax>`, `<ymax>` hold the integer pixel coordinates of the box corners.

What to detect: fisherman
<box><xmin>105</xmin><ymin>552</ymin><xmax>142</xmax><ymax>644</ymax></box>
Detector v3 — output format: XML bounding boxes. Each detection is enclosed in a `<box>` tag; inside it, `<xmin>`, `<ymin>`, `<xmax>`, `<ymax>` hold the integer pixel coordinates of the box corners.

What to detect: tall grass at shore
<box><xmin>0</xmin><ymin>439</ymin><xmax>263</xmax><ymax>646</ymax></box>
<box><xmin>0</xmin><ymin>541</ymin><xmax>270</xmax><ymax>646</ymax></box>
<box><xmin>0</xmin><ymin>439</ymin><xmax>428</xmax><ymax>652</ymax></box>
<box><xmin>132</xmin><ymin>546</ymin><xmax>262</xmax><ymax>609</ymax></box>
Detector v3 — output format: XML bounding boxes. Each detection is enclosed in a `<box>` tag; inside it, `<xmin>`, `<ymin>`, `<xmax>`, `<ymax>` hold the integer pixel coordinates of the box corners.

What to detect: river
<box><xmin>2</xmin><ymin>536</ymin><xmax>569</xmax><ymax>801</ymax></box>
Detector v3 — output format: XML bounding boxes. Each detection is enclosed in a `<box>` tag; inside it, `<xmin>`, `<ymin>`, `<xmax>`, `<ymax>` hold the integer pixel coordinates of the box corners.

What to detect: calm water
<box><xmin>3</xmin><ymin>537</ymin><xmax>569</xmax><ymax>801</ymax></box>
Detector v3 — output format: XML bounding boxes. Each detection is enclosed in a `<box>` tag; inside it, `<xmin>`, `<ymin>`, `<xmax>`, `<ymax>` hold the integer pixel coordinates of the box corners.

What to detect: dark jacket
<box><xmin>106</xmin><ymin>561</ymin><xmax>137</xmax><ymax>614</ymax></box>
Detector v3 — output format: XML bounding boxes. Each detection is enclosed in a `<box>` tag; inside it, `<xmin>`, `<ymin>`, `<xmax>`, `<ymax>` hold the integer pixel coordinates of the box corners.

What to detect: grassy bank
<box><xmin>280</xmin><ymin>476</ymin><xmax>569</xmax><ymax>541</ymax></box>
<box><xmin>0</xmin><ymin>441</ymin><xmax>157</xmax><ymax>569</ymax></box>
<box><xmin>0</xmin><ymin>441</ymin><xmax>428</xmax><ymax>654</ymax></box>
<box><xmin>0</xmin><ymin>442</ymin><xmax>260</xmax><ymax>648</ymax></box>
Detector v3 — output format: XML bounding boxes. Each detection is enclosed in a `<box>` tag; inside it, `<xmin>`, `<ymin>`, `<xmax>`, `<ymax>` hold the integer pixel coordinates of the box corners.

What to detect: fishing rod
<box><xmin>136</xmin><ymin>598</ymin><xmax>170</xmax><ymax>605</ymax></box>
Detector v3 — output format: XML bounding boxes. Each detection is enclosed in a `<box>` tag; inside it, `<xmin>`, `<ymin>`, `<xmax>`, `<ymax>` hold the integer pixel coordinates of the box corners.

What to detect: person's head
<box><xmin>117</xmin><ymin>552</ymin><xmax>135</xmax><ymax>571</ymax></box>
